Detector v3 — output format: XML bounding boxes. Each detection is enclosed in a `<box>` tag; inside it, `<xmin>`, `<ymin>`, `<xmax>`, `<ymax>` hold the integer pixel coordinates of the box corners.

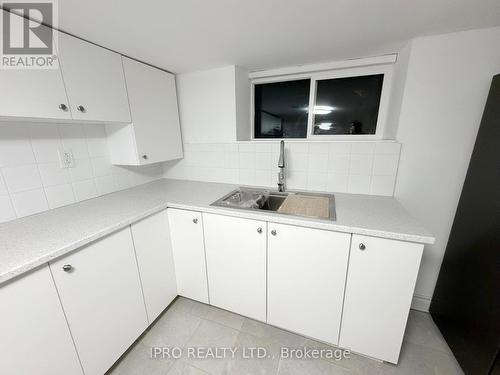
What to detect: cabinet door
<box><xmin>121</xmin><ymin>57</ymin><xmax>183</xmax><ymax>165</ymax></box>
<box><xmin>0</xmin><ymin>265</ymin><xmax>82</xmax><ymax>375</ymax></box>
<box><xmin>339</xmin><ymin>235</ymin><xmax>424</xmax><ymax>364</ymax></box>
<box><xmin>131</xmin><ymin>210</ymin><xmax>177</xmax><ymax>323</ymax></box>
<box><xmin>0</xmin><ymin>11</ymin><xmax>71</xmax><ymax>121</ymax></box>
<box><xmin>268</xmin><ymin>223</ymin><xmax>350</xmax><ymax>345</ymax></box>
<box><xmin>58</xmin><ymin>33</ymin><xmax>130</xmax><ymax>123</ymax></box>
<box><xmin>50</xmin><ymin>228</ymin><xmax>147</xmax><ymax>375</ymax></box>
<box><xmin>168</xmin><ymin>209</ymin><xmax>209</xmax><ymax>303</ymax></box>
<box><xmin>204</xmin><ymin>213</ymin><xmax>266</xmax><ymax>321</ymax></box>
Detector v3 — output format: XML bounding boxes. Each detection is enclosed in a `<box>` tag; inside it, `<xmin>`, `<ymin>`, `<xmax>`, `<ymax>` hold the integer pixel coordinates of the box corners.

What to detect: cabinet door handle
<box><xmin>62</xmin><ymin>264</ymin><xmax>73</xmax><ymax>272</ymax></box>
<box><xmin>58</xmin><ymin>103</ymin><xmax>68</xmax><ymax>111</ymax></box>
<box><xmin>359</xmin><ymin>243</ymin><xmax>366</xmax><ymax>250</ymax></box>
<box><xmin>76</xmin><ymin>105</ymin><xmax>86</xmax><ymax>113</ymax></box>
<box><xmin>142</xmin><ymin>154</ymin><xmax>148</xmax><ymax>160</ymax></box>
<box><xmin>271</xmin><ymin>229</ymin><xmax>277</xmax><ymax>236</ymax></box>
<box><xmin>257</xmin><ymin>227</ymin><xmax>263</xmax><ymax>234</ymax></box>
<box><xmin>193</xmin><ymin>218</ymin><xmax>198</xmax><ymax>224</ymax></box>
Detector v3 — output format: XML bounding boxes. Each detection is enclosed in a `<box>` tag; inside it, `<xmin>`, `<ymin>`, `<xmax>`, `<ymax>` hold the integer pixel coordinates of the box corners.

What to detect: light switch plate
<box><xmin>58</xmin><ymin>149</ymin><xmax>75</xmax><ymax>168</ymax></box>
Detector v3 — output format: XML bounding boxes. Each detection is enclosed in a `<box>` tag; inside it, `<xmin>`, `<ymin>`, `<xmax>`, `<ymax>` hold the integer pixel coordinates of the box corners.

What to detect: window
<box><xmin>252</xmin><ymin>68</ymin><xmax>389</xmax><ymax>139</ymax></box>
<box><xmin>254</xmin><ymin>79</ymin><xmax>310</xmax><ymax>138</ymax></box>
<box><xmin>312</xmin><ymin>74</ymin><xmax>383</xmax><ymax>135</ymax></box>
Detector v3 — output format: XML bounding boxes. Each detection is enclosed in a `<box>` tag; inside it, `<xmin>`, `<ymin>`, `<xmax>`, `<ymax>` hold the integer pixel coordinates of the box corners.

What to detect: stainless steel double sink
<box><xmin>210</xmin><ymin>187</ymin><xmax>336</xmax><ymax>221</ymax></box>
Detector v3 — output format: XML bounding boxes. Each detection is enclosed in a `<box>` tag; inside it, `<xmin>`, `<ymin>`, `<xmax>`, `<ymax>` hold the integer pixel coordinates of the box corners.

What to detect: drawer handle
<box><xmin>257</xmin><ymin>227</ymin><xmax>263</xmax><ymax>234</ymax></box>
<box><xmin>62</xmin><ymin>264</ymin><xmax>73</xmax><ymax>272</ymax></box>
<box><xmin>271</xmin><ymin>229</ymin><xmax>277</xmax><ymax>236</ymax></box>
<box><xmin>142</xmin><ymin>154</ymin><xmax>148</xmax><ymax>160</ymax></box>
<box><xmin>193</xmin><ymin>218</ymin><xmax>198</xmax><ymax>224</ymax></box>
<box><xmin>359</xmin><ymin>243</ymin><xmax>366</xmax><ymax>250</ymax></box>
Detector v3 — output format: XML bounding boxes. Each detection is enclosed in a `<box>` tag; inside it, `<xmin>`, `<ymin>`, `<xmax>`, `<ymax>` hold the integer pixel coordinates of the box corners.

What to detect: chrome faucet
<box><xmin>277</xmin><ymin>140</ymin><xmax>285</xmax><ymax>192</ymax></box>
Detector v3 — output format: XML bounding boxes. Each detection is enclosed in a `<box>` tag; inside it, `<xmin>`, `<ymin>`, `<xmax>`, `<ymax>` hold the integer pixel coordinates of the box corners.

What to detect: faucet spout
<box><xmin>277</xmin><ymin>140</ymin><xmax>285</xmax><ymax>192</ymax></box>
<box><xmin>278</xmin><ymin>140</ymin><xmax>285</xmax><ymax>168</ymax></box>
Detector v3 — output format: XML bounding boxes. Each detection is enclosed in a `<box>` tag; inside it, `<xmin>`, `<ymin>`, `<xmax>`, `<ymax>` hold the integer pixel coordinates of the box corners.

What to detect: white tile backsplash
<box><xmin>328</xmin><ymin>154</ymin><xmax>350</xmax><ymax>174</ymax></box>
<box><xmin>11</xmin><ymin>188</ymin><xmax>49</xmax><ymax>217</ymax></box>
<box><xmin>0</xmin><ymin>171</ymin><xmax>7</xmax><ymax>195</ymax></box>
<box><xmin>59</xmin><ymin>125</ymin><xmax>90</xmax><ymax>159</ymax></box>
<box><xmin>29</xmin><ymin>124</ymin><xmax>62</xmax><ymax>163</ymax></box>
<box><xmin>3</xmin><ymin>164</ymin><xmax>42</xmax><ymax>192</ymax></box>
<box><xmin>307</xmin><ymin>152</ymin><xmax>329</xmax><ymax>172</ymax></box>
<box><xmin>38</xmin><ymin>163</ymin><xmax>71</xmax><ymax>187</ymax></box>
<box><xmin>163</xmin><ymin>141</ymin><xmax>401</xmax><ymax>196</ymax></box>
<box><xmin>255</xmin><ymin>152</ymin><xmax>272</xmax><ymax>170</ymax></box>
<box><xmin>349</xmin><ymin>153</ymin><xmax>374</xmax><ymax>175</ymax></box>
<box><xmin>0</xmin><ymin>195</ymin><xmax>16</xmax><ymax>222</ymax></box>
<box><xmin>348</xmin><ymin>174</ymin><xmax>372</xmax><ymax>194</ymax></box>
<box><xmin>372</xmin><ymin>153</ymin><xmax>400</xmax><ymax>176</ymax></box>
<box><xmin>370</xmin><ymin>174</ymin><xmax>397</xmax><ymax>196</ymax></box>
<box><xmin>69</xmin><ymin>158</ymin><xmax>94</xmax><ymax>182</ymax></box>
<box><xmin>0</xmin><ymin>123</ymin><xmax>164</xmax><ymax>224</ymax></box>
<box><xmin>351</xmin><ymin>142</ymin><xmax>376</xmax><ymax>154</ymax></box>
<box><xmin>45</xmin><ymin>184</ymin><xmax>76</xmax><ymax>209</ymax></box>
<box><xmin>72</xmin><ymin>179</ymin><xmax>98</xmax><ymax>201</ymax></box>
<box><xmin>0</xmin><ymin>126</ymin><xmax>36</xmax><ymax>166</ymax></box>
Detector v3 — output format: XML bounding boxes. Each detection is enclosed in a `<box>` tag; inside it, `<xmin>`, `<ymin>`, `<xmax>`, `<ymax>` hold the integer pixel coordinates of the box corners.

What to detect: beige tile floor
<box><xmin>108</xmin><ymin>297</ymin><xmax>464</xmax><ymax>375</ymax></box>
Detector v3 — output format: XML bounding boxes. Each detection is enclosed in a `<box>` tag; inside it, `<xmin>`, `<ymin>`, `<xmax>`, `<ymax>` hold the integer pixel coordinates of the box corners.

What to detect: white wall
<box><xmin>395</xmin><ymin>26</ymin><xmax>500</xmax><ymax>310</ymax></box>
<box><xmin>235</xmin><ymin>66</ymin><xmax>251</xmax><ymax>141</ymax></box>
<box><xmin>385</xmin><ymin>42</ymin><xmax>411</xmax><ymax>139</ymax></box>
<box><xmin>176</xmin><ymin>65</ymin><xmax>249</xmax><ymax>143</ymax></box>
<box><xmin>0</xmin><ymin>123</ymin><xmax>164</xmax><ymax>223</ymax></box>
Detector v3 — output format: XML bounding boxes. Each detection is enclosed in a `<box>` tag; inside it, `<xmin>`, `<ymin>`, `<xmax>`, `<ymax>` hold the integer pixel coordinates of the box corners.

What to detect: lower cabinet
<box><xmin>131</xmin><ymin>210</ymin><xmax>177</xmax><ymax>322</ymax></box>
<box><xmin>1</xmin><ymin>207</ymin><xmax>427</xmax><ymax>371</ymax></box>
<box><xmin>203</xmin><ymin>213</ymin><xmax>267</xmax><ymax>321</ymax></box>
<box><xmin>168</xmin><ymin>208</ymin><xmax>209</xmax><ymax>303</ymax></box>
<box><xmin>339</xmin><ymin>234</ymin><xmax>424</xmax><ymax>364</ymax></box>
<box><xmin>267</xmin><ymin>223</ymin><xmax>351</xmax><ymax>345</ymax></box>
<box><xmin>50</xmin><ymin>227</ymin><xmax>148</xmax><ymax>375</ymax></box>
<box><xmin>0</xmin><ymin>265</ymin><xmax>83</xmax><ymax>375</ymax></box>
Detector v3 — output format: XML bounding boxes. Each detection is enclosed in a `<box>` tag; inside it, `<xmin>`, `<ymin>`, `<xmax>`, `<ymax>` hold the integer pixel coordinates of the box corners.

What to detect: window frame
<box><xmin>250</xmin><ymin>65</ymin><xmax>393</xmax><ymax>141</ymax></box>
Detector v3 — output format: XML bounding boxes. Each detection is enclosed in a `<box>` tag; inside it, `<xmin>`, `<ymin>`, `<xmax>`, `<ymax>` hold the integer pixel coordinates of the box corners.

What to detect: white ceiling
<box><xmin>55</xmin><ymin>0</ymin><xmax>500</xmax><ymax>73</ymax></box>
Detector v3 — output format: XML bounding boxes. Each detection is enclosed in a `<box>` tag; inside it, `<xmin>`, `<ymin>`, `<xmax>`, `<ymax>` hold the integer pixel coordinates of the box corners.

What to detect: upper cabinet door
<box><xmin>0</xmin><ymin>11</ymin><xmax>71</xmax><ymax>121</ymax></box>
<box><xmin>122</xmin><ymin>57</ymin><xmax>183</xmax><ymax>164</ymax></box>
<box><xmin>57</xmin><ymin>33</ymin><xmax>131</xmax><ymax>123</ymax></box>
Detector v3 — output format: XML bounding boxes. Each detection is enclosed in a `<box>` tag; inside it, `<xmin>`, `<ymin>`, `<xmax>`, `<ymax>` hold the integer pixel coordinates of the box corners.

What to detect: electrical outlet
<box><xmin>58</xmin><ymin>149</ymin><xmax>75</xmax><ymax>168</ymax></box>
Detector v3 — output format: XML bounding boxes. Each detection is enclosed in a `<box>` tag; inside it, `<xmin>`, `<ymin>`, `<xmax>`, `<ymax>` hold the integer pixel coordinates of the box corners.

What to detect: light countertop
<box><xmin>0</xmin><ymin>178</ymin><xmax>434</xmax><ymax>285</ymax></box>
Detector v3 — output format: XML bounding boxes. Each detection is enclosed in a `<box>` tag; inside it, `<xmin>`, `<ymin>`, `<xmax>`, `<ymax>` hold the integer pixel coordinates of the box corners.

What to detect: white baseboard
<box><xmin>411</xmin><ymin>294</ymin><xmax>431</xmax><ymax>312</ymax></box>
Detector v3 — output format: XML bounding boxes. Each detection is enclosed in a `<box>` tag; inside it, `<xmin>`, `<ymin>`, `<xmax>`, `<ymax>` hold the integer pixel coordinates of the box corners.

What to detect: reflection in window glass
<box><xmin>313</xmin><ymin>74</ymin><xmax>384</xmax><ymax>135</ymax></box>
<box><xmin>254</xmin><ymin>79</ymin><xmax>310</xmax><ymax>138</ymax></box>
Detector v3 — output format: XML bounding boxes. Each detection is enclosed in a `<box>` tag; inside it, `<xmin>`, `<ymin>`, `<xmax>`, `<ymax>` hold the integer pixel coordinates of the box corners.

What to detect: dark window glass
<box><xmin>313</xmin><ymin>74</ymin><xmax>384</xmax><ymax>135</ymax></box>
<box><xmin>254</xmin><ymin>79</ymin><xmax>310</xmax><ymax>138</ymax></box>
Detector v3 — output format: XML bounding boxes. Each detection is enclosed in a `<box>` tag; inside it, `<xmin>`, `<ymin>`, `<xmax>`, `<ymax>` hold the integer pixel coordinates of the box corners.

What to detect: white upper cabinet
<box><xmin>57</xmin><ymin>32</ymin><xmax>131</xmax><ymax>123</ymax></box>
<box><xmin>168</xmin><ymin>209</ymin><xmax>209</xmax><ymax>303</ymax></box>
<box><xmin>107</xmin><ymin>57</ymin><xmax>183</xmax><ymax>165</ymax></box>
<box><xmin>0</xmin><ymin>265</ymin><xmax>83</xmax><ymax>375</ymax></box>
<box><xmin>203</xmin><ymin>213</ymin><xmax>267</xmax><ymax>321</ymax></box>
<box><xmin>50</xmin><ymin>228</ymin><xmax>147</xmax><ymax>375</ymax></box>
<box><xmin>267</xmin><ymin>223</ymin><xmax>351</xmax><ymax>345</ymax></box>
<box><xmin>339</xmin><ymin>235</ymin><xmax>424</xmax><ymax>364</ymax></box>
<box><xmin>0</xmin><ymin>11</ymin><xmax>72</xmax><ymax>121</ymax></box>
<box><xmin>131</xmin><ymin>210</ymin><xmax>177</xmax><ymax>323</ymax></box>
